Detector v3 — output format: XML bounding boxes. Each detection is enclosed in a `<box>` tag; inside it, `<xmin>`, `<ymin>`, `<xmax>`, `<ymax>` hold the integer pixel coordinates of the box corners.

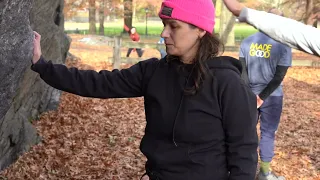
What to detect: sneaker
<box><xmin>258</xmin><ymin>171</ymin><xmax>285</xmax><ymax>180</ymax></box>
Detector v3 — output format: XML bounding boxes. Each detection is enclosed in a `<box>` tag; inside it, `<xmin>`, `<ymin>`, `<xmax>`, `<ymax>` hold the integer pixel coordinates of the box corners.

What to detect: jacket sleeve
<box><xmin>238</xmin><ymin>7</ymin><xmax>320</xmax><ymax>56</ymax></box>
<box><xmin>217</xmin><ymin>69</ymin><xmax>258</xmax><ymax>180</ymax></box>
<box><xmin>31</xmin><ymin>57</ymin><xmax>158</xmax><ymax>98</ymax></box>
<box><xmin>259</xmin><ymin>65</ymin><xmax>289</xmax><ymax>100</ymax></box>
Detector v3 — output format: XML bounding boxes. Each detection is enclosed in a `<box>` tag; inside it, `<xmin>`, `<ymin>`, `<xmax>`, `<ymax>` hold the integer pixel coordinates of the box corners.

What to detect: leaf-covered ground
<box><xmin>1</xmin><ymin>35</ymin><xmax>319</xmax><ymax>180</ymax></box>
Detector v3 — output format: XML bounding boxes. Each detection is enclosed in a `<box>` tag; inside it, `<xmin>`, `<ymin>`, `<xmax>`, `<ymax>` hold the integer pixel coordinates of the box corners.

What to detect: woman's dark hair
<box><xmin>166</xmin><ymin>24</ymin><xmax>224</xmax><ymax>95</ymax></box>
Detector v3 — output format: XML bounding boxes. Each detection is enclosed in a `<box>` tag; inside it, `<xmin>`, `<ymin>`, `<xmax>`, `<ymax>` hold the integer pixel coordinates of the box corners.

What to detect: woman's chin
<box><xmin>166</xmin><ymin>49</ymin><xmax>178</xmax><ymax>56</ymax></box>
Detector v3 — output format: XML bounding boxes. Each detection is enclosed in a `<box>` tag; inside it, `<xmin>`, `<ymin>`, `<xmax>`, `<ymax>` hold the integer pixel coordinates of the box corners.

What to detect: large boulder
<box><xmin>0</xmin><ymin>0</ymin><xmax>70</xmax><ymax>170</ymax></box>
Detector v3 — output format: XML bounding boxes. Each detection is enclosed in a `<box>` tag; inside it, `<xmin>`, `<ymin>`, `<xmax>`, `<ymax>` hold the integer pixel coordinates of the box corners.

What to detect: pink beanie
<box><xmin>158</xmin><ymin>0</ymin><xmax>215</xmax><ymax>34</ymax></box>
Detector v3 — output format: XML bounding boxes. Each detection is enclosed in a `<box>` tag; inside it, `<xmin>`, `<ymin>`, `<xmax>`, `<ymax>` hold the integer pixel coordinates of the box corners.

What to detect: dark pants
<box><xmin>258</xmin><ymin>96</ymin><xmax>283</xmax><ymax>162</ymax></box>
<box><xmin>126</xmin><ymin>48</ymin><xmax>143</xmax><ymax>57</ymax></box>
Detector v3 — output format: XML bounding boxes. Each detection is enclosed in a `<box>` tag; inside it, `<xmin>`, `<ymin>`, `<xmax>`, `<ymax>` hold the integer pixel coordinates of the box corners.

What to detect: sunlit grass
<box><xmin>65</xmin><ymin>20</ymin><xmax>258</xmax><ymax>40</ymax></box>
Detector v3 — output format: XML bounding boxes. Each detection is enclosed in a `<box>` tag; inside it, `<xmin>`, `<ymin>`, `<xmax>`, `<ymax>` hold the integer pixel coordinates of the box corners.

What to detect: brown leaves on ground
<box><xmin>0</xmin><ymin>35</ymin><xmax>319</xmax><ymax>180</ymax></box>
<box><xmin>1</xmin><ymin>95</ymin><xmax>146</xmax><ymax>180</ymax></box>
<box><xmin>271</xmin><ymin>67</ymin><xmax>320</xmax><ymax>180</ymax></box>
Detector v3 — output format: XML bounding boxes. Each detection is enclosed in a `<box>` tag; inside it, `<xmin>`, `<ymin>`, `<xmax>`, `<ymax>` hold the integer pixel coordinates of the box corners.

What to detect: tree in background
<box><xmin>123</xmin><ymin>0</ymin><xmax>162</xmax><ymax>32</ymax></box>
<box><xmin>279</xmin><ymin>0</ymin><xmax>319</xmax><ymax>26</ymax></box>
<box><xmin>299</xmin><ymin>0</ymin><xmax>319</xmax><ymax>25</ymax></box>
<box><xmin>216</xmin><ymin>0</ymin><xmax>267</xmax><ymax>45</ymax></box>
<box><xmin>243</xmin><ymin>0</ymin><xmax>269</xmax><ymax>10</ymax></box>
<box><xmin>123</xmin><ymin>0</ymin><xmax>133</xmax><ymax>33</ymax></box>
<box><xmin>216</xmin><ymin>0</ymin><xmax>236</xmax><ymax>45</ymax></box>
<box><xmin>98</xmin><ymin>0</ymin><xmax>106</xmax><ymax>35</ymax></box>
<box><xmin>89</xmin><ymin>0</ymin><xmax>97</xmax><ymax>34</ymax></box>
<box><xmin>64</xmin><ymin>0</ymin><xmax>87</xmax><ymax>20</ymax></box>
<box><xmin>239</xmin><ymin>0</ymin><xmax>320</xmax><ymax>26</ymax></box>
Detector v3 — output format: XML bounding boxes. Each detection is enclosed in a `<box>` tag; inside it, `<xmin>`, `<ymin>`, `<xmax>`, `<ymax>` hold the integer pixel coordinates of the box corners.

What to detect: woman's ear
<box><xmin>199</xmin><ymin>29</ymin><xmax>206</xmax><ymax>38</ymax></box>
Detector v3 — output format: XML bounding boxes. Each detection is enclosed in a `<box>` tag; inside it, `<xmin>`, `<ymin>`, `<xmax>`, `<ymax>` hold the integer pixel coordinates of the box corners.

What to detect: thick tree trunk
<box><xmin>99</xmin><ymin>0</ymin><xmax>105</xmax><ymax>35</ymax></box>
<box><xmin>218</xmin><ymin>0</ymin><xmax>235</xmax><ymax>46</ymax></box>
<box><xmin>123</xmin><ymin>0</ymin><xmax>133</xmax><ymax>33</ymax></box>
<box><xmin>89</xmin><ymin>0</ymin><xmax>96</xmax><ymax>34</ymax></box>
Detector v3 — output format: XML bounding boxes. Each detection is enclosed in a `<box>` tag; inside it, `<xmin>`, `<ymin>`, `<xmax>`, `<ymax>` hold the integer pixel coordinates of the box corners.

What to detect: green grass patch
<box><xmin>65</xmin><ymin>22</ymin><xmax>258</xmax><ymax>41</ymax></box>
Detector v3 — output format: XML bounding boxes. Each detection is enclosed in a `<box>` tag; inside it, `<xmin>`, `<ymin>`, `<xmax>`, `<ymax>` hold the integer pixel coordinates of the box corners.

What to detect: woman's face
<box><xmin>161</xmin><ymin>19</ymin><xmax>205</xmax><ymax>62</ymax></box>
<box><xmin>130</xmin><ymin>28</ymin><xmax>136</xmax><ymax>34</ymax></box>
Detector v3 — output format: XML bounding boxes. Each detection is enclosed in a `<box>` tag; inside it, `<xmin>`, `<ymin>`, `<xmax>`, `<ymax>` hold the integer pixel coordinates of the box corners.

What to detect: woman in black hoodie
<box><xmin>31</xmin><ymin>0</ymin><xmax>258</xmax><ymax>179</ymax></box>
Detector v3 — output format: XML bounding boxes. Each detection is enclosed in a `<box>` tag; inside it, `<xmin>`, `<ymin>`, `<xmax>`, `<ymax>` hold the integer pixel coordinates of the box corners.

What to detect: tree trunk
<box><xmin>123</xmin><ymin>0</ymin><xmax>133</xmax><ymax>33</ymax></box>
<box><xmin>89</xmin><ymin>0</ymin><xmax>96</xmax><ymax>34</ymax></box>
<box><xmin>105</xmin><ymin>0</ymin><xmax>111</xmax><ymax>21</ymax></box>
<box><xmin>132</xmin><ymin>0</ymin><xmax>136</xmax><ymax>23</ymax></box>
<box><xmin>218</xmin><ymin>0</ymin><xmax>235</xmax><ymax>46</ymax></box>
<box><xmin>99</xmin><ymin>0</ymin><xmax>105</xmax><ymax>35</ymax></box>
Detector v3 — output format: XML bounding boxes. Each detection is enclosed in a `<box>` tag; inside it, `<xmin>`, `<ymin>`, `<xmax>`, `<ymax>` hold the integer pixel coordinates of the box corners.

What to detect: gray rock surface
<box><xmin>0</xmin><ymin>0</ymin><xmax>70</xmax><ymax>170</ymax></box>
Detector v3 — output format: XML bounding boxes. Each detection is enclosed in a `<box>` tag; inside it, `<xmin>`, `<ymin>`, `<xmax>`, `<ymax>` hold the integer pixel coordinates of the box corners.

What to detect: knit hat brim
<box><xmin>158</xmin><ymin>1</ymin><xmax>215</xmax><ymax>34</ymax></box>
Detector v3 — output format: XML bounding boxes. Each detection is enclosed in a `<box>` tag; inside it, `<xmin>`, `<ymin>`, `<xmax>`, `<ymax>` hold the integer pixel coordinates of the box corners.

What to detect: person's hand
<box><xmin>257</xmin><ymin>95</ymin><xmax>264</xmax><ymax>108</ymax></box>
<box><xmin>32</xmin><ymin>31</ymin><xmax>42</xmax><ymax>64</ymax></box>
<box><xmin>222</xmin><ymin>0</ymin><xmax>245</xmax><ymax>17</ymax></box>
<box><xmin>141</xmin><ymin>175</ymin><xmax>149</xmax><ymax>180</ymax></box>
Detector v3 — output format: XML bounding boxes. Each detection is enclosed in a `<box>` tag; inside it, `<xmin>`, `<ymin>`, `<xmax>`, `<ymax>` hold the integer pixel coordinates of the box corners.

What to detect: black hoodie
<box><xmin>31</xmin><ymin>56</ymin><xmax>258</xmax><ymax>180</ymax></box>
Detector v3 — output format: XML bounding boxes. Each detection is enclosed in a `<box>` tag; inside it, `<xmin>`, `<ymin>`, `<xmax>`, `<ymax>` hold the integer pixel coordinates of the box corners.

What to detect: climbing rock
<box><xmin>0</xmin><ymin>0</ymin><xmax>70</xmax><ymax>170</ymax></box>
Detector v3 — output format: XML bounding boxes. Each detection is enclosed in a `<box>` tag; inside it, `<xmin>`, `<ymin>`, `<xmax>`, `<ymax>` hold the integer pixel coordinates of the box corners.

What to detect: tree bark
<box><xmin>123</xmin><ymin>0</ymin><xmax>133</xmax><ymax>33</ymax></box>
<box><xmin>99</xmin><ymin>0</ymin><xmax>105</xmax><ymax>35</ymax></box>
<box><xmin>105</xmin><ymin>0</ymin><xmax>111</xmax><ymax>21</ymax></box>
<box><xmin>89</xmin><ymin>0</ymin><xmax>96</xmax><ymax>34</ymax></box>
<box><xmin>218</xmin><ymin>0</ymin><xmax>235</xmax><ymax>46</ymax></box>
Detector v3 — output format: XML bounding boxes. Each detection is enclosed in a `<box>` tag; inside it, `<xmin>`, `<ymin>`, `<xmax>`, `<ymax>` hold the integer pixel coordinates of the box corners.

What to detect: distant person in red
<box><xmin>126</xmin><ymin>27</ymin><xmax>144</xmax><ymax>58</ymax></box>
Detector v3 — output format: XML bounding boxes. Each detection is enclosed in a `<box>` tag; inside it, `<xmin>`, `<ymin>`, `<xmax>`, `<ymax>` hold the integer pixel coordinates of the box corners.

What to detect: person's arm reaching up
<box><xmin>239</xmin><ymin>8</ymin><xmax>320</xmax><ymax>56</ymax></box>
<box><xmin>223</xmin><ymin>0</ymin><xmax>320</xmax><ymax>56</ymax></box>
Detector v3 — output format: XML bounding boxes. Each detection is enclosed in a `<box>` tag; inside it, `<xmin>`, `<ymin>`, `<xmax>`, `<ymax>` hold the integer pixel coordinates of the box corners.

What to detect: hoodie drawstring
<box><xmin>172</xmin><ymin>64</ymin><xmax>196</xmax><ymax>147</ymax></box>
